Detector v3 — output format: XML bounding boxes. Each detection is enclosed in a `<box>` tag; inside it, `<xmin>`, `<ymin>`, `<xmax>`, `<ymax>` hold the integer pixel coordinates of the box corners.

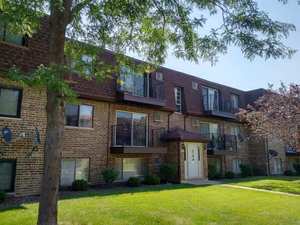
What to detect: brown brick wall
<box><xmin>0</xmin><ymin>78</ymin><xmax>47</xmax><ymax>196</ymax></box>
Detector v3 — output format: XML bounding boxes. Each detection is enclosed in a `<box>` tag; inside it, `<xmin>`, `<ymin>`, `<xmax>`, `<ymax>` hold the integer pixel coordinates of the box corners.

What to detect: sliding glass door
<box><xmin>116</xmin><ymin>111</ymin><xmax>147</xmax><ymax>146</ymax></box>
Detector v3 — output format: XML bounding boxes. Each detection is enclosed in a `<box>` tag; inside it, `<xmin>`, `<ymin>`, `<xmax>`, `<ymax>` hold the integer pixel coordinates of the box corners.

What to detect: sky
<box><xmin>161</xmin><ymin>0</ymin><xmax>300</xmax><ymax>91</ymax></box>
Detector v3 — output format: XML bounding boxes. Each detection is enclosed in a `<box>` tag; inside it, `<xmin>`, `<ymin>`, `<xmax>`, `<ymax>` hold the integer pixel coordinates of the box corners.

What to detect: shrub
<box><xmin>127</xmin><ymin>177</ymin><xmax>141</xmax><ymax>187</ymax></box>
<box><xmin>72</xmin><ymin>179</ymin><xmax>88</xmax><ymax>191</ymax></box>
<box><xmin>208</xmin><ymin>164</ymin><xmax>217</xmax><ymax>179</ymax></box>
<box><xmin>143</xmin><ymin>175</ymin><xmax>160</xmax><ymax>185</ymax></box>
<box><xmin>252</xmin><ymin>167</ymin><xmax>266</xmax><ymax>176</ymax></box>
<box><xmin>239</xmin><ymin>164</ymin><xmax>253</xmax><ymax>177</ymax></box>
<box><xmin>0</xmin><ymin>192</ymin><xmax>6</xmax><ymax>203</ymax></box>
<box><xmin>159</xmin><ymin>163</ymin><xmax>177</xmax><ymax>183</ymax></box>
<box><xmin>208</xmin><ymin>164</ymin><xmax>223</xmax><ymax>179</ymax></box>
<box><xmin>293</xmin><ymin>164</ymin><xmax>300</xmax><ymax>175</ymax></box>
<box><xmin>284</xmin><ymin>170</ymin><xmax>294</xmax><ymax>176</ymax></box>
<box><xmin>101</xmin><ymin>168</ymin><xmax>119</xmax><ymax>184</ymax></box>
<box><xmin>225</xmin><ymin>171</ymin><xmax>235</xmax><ymax>179</ymax></box>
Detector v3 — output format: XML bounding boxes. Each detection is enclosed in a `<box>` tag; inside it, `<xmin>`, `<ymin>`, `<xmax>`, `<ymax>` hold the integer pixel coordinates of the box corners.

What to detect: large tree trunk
<box><xmin>37</xmin><ymin>1</ymin><xmax>72</xmax><ymax>224</ymax></box>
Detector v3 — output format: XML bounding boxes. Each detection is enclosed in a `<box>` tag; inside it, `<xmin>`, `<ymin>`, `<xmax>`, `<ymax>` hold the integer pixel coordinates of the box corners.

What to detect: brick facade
<box><xmin>0</xmin><ymin>19</ymin><xmax>298</xmax><ymax>197</ymax></box>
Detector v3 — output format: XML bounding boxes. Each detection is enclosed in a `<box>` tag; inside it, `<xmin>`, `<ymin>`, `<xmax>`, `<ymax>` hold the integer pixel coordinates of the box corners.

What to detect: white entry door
<box><xmin>186</xmin><ymin>143</ymin><xmax>201</xmax><ymax>179</ymax></box>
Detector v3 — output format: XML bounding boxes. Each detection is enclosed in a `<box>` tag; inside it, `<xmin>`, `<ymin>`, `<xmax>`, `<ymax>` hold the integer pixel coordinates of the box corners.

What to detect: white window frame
<box><xmin>230</xmin><ymin>93</ymin><xmax>239</xmax><ymax>110</ymax></box>
<box><xmin>115</xmin><ymin>110</ymin><xmax>148</xmax><ymax>147</ymax></box>
<box><xmin>60</xmin><ymin>158</ymin><xmax>90</xmax><ymax>186</ymax></box>
<box><xmin>202</xmin><ymin>86</ymin><xmax>219</xmax><ymax>111</ymax></box>
<box><xmin>232</xmin><ymin>159</ymin><xmax>241</xmax><ymax>174</ymax></box>
<box><xmin>192</xmin><ymin>81</ymin><xmax>198</xmax><ymax>90</ymax></box>
<box><xmin>155</xmin><ymin>72</ymin><xmax>164</xmax><ymax>81</ymax></box>
<box><xmin>174</xmin><ymin>87</ymin><xmax>183</xmax><ymax>113</ymax></box>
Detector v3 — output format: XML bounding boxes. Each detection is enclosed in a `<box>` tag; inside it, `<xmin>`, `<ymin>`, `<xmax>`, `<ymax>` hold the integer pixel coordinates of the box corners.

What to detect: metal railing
<box><xmin>200</xmin><ymin>133</ymin><xmax>238</xmax><ymax>151</ymax></box>
<box><xmin>202</xmin><ymin>95</ymin><xmax>239</xmax><ymax>114</ymax></box>
<box><xmin>111</xmin><ymin>125</ymin><xmax>166</xmax><ymax>147</ymax></box>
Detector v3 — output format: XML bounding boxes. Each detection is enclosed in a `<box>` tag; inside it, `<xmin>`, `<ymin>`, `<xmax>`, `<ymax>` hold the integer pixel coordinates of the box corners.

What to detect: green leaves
<box><xmin>2</xmin><ymin>0</ymin><xmax>297</xmax><ymax>98</ymax></box>
<box><xmin>6</xmin><ymin>65</ymin><xmax>77</xmax><ymax>101</ymax></box>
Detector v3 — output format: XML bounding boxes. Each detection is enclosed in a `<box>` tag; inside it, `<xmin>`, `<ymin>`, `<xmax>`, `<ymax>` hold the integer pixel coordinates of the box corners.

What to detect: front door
<box><xmin>186</xmin><ymin>143</ymin><xmax>201</xmax><ymax>179</ymax></box>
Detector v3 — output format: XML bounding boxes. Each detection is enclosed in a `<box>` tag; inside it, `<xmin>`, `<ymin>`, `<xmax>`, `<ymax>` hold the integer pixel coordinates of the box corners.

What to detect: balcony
<box><xmin>110</xmin><ymin>125</ymin><xmax>167</xmax><ymax>154</ymax></box>
<box><xmin>117</xmin><ymin>73</ymin><xmax>165</xmax><ymax>107</ymax></box>
<box><xmin>201</xmin><ymin>133</ymin><xmax>238</xmax><ymax>154</ymax></box>
<box><xmin>202</xmin><ymin>96</ymin><xmax>238</xmax><ymax>120</ymax></box>
<box><xmin>118</xmin><ymin>91</ymin><xmax>166</xmax><ymax>107</ymax></box>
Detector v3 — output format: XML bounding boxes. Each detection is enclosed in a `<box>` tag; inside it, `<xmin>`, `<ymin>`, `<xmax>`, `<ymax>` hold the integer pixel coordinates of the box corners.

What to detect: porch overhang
<box><xmin>162</xmin><ymin>128</ymin><xmax>210</xmax><ymax>143</ymax></box>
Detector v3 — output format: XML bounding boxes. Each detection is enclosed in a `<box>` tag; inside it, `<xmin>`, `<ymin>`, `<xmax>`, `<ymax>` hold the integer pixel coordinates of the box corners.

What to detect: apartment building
<box><xmin>0</xmin><ymin>20</ymin><xmax>299</xmax><ymax>197</ymax></box>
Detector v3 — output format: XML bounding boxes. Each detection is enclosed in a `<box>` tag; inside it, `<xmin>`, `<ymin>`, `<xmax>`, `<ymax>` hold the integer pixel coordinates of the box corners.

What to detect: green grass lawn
<box><xmin>1</xmin><ymin>184</ymin><xmax>300</xmax><ymax>225</ymax></box>
<box><xmin>224</xmin><ymin>176</ymin><xmax>300</xmax><ymax>195</ymax></box>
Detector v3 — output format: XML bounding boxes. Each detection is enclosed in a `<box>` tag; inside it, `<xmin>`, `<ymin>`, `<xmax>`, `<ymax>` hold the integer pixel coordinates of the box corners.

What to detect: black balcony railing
<box><xmin>202</xmin><ymin>96</ymin><xmax>239</xmax><ymax>114</ymax></box>
<box><xmin>200</xmin><ymin>133</ymin><xmax>238</xmax><ymax>152</ymax></box>
<box><xmin>111</xmin><ymin>125</ymin><xmax>166</xmax><ymax>147</ymax></box>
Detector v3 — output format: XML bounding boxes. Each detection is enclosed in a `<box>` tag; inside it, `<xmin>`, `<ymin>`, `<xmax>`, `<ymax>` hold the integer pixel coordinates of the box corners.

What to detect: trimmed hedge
<box><xmin>159</xmin><ymin>163</ymin><xmax>177</xmax><ymax>183</ymax></box>
<box><xmin>225</xmin><ymin>171</ymin><xmax>235</xmax><ymax>179</ymax></box>
<box><xmin>127</xmin><ymin>177</ymin><xmax>141</xmax><ymax>187</ymax></box>
<box><xmin>143</xmin><ymin>175</ymin><xmax>160</xmax><ymax>185</ymax></box>
<box><xmin>72</xmin><ymin>179</ymin><xmax>88</xmax><ymax>191</ymax></box>
<box><xmin>239</xmin><ymin>164</ymin><xmax>253</xmax><ymax>177</ymax></box>
<box><xmin>0</xmin><ymin>192</ymin><xmax>6</xmax><ymax>203</ymax></box>
<box><xmin>101</xmin><ymin>168</ymin><xmax>119</xmax><ymax>184</ymax></box>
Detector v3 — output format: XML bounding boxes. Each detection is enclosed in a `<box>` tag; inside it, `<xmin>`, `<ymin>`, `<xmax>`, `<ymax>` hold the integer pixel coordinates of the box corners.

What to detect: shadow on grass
<box><xmin>0</xmin><ymin>183</ymin><xmax>211</xmax><ymax>212</ymax></box>
<box><xmin>0</xmin><ymin>204</ymin><xmax>27</xmax><ymax>212</ymax></box>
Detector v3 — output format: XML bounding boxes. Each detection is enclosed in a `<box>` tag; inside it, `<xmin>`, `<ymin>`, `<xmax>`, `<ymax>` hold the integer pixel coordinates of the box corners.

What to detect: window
<box><xmin>153</xmin><ymin>112</ymin><xmax>162</xmax><ymax>122</ymax></box>
<box><xmin>202</xmin><ymin>86</ymin><xmax>219</xmax><ymax>111</ymax></box>
<box><xmin>192</xmin><ymin>81</ymin><xmax>198</xmax><ymax>90</ymax></box>
<box><xmin>199</xmin><ymin>122</ymin><xmax>219</xmax><ymax>138</ymax></box>
<box><xmin>191</xmin><ymin>118</ymin><xmax>201</xmax><ymax>127</ymax></box>
<box><xmin>232</xmin><ymin>159</ymin><xmax>241</xmax><ymax>174</ymax></box>
<box><xmin>71</xmin><ymin>54</ymin><xmax>94</xmax><ymax>76</ymax></box>
<box><xmin>155</xmin><ymin>72</ymin><xmax>163</xmax><ymax>81</ymax></box>
<box><xmin>0</xmin><ymin>87</ymin><xmax>22</xmax><ymax>118</ymax></box>
<box><xmin>119</xmin><ymin>66</ymin><xmax>148</xmax><ymax>97</ymax></box>
<box><xmin>82</xmin><ymin>55</ymin><xmax>93</xmax><ymax>75</ymax></box>
<box><xmin>0</xmin><ymin>22</ymin><xmax>26</xmax><ymax>46</ymax></box>
<box><xmin>0</xmin><ymin>160</ymin><xmax>16</xmax><ymax>192</ymax></box>
<box><xmin>65</xmin><ymin>104</ymin><xmax>93</xmax><ymax>128</ymax></box>
<box><xmin>60</xmin><ymin>159</ymin><xmax>89</xmax><ymax>186</ymax></box>
<box><xmin>122</xmin><ymin>158</ymin><xmax>147</xmax><ymax>180</ymax></box>
<box><xmin>272</xmin><ymin>158</ymin><xmax>283</xmax><ymax>175</ymax></box>
<box><xmin>229</xmin><ymin>125</ymin><xmax>240</xmax><ymax>137</ymax></box>
<box><xmin>230</xmin><ymin>94</ymin><xmax>239</xmax><ymax>111</ymax></box>
<box><xmin>174</xmin><ymin>87</ymin><xmax>183</xmax><ymax>113</ymax></box>
<box><xmin>115</xmin><ymin>111</ymin><xmax>148</xmax><ymax>146</ymax></box>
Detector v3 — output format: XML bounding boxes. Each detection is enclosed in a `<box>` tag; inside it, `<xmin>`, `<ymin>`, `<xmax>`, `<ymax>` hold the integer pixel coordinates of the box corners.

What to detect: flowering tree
<box><xmin>239</xmin><ymin>83</ymin><xmax>300</xmax><ymax>150</ymax></box>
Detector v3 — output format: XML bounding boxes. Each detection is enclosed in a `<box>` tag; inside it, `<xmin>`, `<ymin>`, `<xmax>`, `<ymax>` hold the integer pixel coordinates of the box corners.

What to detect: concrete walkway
<box><xmin>222</xmin><ymin>184</ymin><xmax>300</xmax><ymax>197</ymax></box>
<box><xmin>183</xmin><ymin>179</ymin><xmax>300</xmax><ymax>197</ymax></box>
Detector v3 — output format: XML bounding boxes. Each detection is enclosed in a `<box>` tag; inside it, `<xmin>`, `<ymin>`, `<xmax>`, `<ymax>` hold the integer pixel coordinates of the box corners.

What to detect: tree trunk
<box><xmin>37</xmin><ymin>1</ymin><xmax>72</xmax><ymax>224</ymax></box>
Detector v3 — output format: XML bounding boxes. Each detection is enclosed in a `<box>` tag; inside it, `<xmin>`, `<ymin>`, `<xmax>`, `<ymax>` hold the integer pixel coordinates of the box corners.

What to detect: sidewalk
<box><xmin>222</xmin><ymin>184</ymin><xmax>300</xmax><ymax>197</ymax></box>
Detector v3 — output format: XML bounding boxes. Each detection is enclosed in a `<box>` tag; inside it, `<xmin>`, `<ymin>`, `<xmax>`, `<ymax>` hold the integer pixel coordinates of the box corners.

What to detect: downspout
<box><xmin>265</xmin><ymin>137</ymin><xmax>270</xmax><ymax>176</ymax></box>
<box><xmin>106</xmin><ymin>103</ymin><xmax>111</xmax><ymax>167</ymax></box>
<box><xmin>177</xmin><ymin>141</ymin><xmax>181</xmax><ymax>182</ymax></box>
<box><xmin>183</xmin><ymin>114</ymin><xmax>188</xmax><ymax>131</ymax></box>
<box><xmin>167</xmin><ymin>112</ymin><xmax>173</xmax><ymax>131</ymax></box>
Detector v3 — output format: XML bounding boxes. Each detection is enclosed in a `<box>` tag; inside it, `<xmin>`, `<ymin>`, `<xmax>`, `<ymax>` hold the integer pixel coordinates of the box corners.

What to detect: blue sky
<box><xmin>162</xmin><ymin>0</ymin><xmax>300</xmax><ymax>91</ymax></box>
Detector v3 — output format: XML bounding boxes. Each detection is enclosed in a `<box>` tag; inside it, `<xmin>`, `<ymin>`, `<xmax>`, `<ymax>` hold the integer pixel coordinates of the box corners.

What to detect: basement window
<box><xmin>60</xmin><ymin>159</ymin><xmax>89</xmax><ymax>186</ymax></box>
<box><xmin>0</xmin><ymin>160</ymin><xmax>16</xmax><ymax>192</ymax></box>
